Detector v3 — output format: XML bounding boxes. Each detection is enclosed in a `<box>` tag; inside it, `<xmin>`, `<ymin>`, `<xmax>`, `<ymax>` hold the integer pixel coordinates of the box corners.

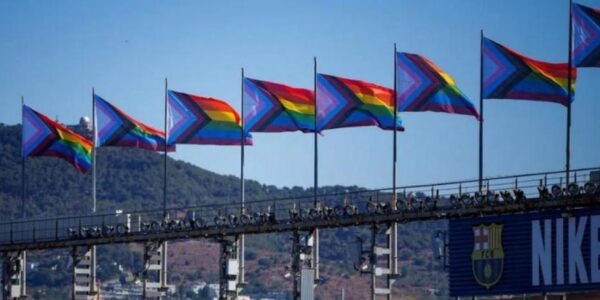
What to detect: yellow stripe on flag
<box><xmin>279</xmin><ymin>98</ymin><xmax>314</xmax><ymax>115</ymax></box>
<box><xmin>205</xmin><ymin>110</ymin><xmax>239</xmax><ymax>124</ymax></box>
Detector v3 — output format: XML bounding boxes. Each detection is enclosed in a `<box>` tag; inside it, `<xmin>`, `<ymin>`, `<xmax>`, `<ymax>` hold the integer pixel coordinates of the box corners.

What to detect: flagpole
<box><xmin>566</xmin><ymin>0</ymin><xmax>573</xmax><ymax>185</ymax></box>
<box><xmin>92</xmin><ymin>88</ymin><xmax>96</xmax><ymax>214</ymax></box>
<box><xmin>20</xmin><ymin>96</ymin><xmax>27</xmax><ymax>298</ymax></box>
<box><xmin>163</xmin><ymin>78</ymin><xmax>168</xmax><ymax>219</ymax></box>
<box><xmin>241</xmin><ymin>67</ymin><xmax>246</xmax><ymax>212</ymax></box>
<box><xmin>313</xmin><ymin>56</ymin><xmax>320</xmax><ymax>280</ymax></box>
<box><xmin>313</xmin><ymin>57</ymin><xmax>318</xmax><ymax>208</ymax></box>
<box><xmin>239</xmin><ymin>67</ymin><xmax>246</xmax><ymax>285</ymax></box>
<box><xmin>392</xmin><ymin>44</ymin><xmax>398</xmax><ymax>205</ymax></box>
<box><xmin>90</xmin><ymin>87</ymin><xmax>98</xmax><ymax>297</ymax></box>
<box><xmin>21</xmin><ymin>96</ymin><xmax>25</xmax><ymax>219</ymax></box>
<box><xmin>391</xmin><ymin>43</ymin><xmax>399</xmax><ymax>275</ymax></box>
<box><xmin>479</xmin><ymin>30</ymin><xmax>484</xmax><ymax>192</ymax></box>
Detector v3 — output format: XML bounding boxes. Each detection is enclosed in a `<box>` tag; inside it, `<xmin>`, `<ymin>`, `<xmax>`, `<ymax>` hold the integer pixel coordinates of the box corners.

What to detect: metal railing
<box><xmin>0</xmin><ymin>167</ymin><xmax>598</xmax><ymax>249</ymax></box>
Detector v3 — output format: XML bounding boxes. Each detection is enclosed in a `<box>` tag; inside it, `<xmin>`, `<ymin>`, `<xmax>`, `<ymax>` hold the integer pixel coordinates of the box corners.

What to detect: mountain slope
<box><xmin>0</xmin><ymin>123</ymin><xmax>447</xmax><ymax>299</ymax></box>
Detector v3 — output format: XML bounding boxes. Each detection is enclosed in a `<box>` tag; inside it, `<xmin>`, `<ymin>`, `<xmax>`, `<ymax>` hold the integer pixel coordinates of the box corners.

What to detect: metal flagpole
<box><xmin>19</xmin><ymin>95</ymin><xmax>27</xmax><ymax>299</ymax></box>
<box><xmin>391</xmin><ymin>43</ymin><xmax>399</xmax><ymax>276</ymax></box>
<box><xmin>313</xmin><ymin>56</ymin><xmax>320</xmax><ymax>280</ymax></box>
<box><xmin>479</xmin><ymin>30</ymin><xmax>485</xmax><ymax>192</ymax></box>
<box><xmin>566</xmin><ymin>0</ymin><xmax>573</xmax><ymax>185</ymax></box>
<box><xmin>241</xmin><ymin>68</ymin><xmax>246</xmax><ymax>211</ymax></box>
<box><xmin>90</xmin><ymin>88</ymin><xmax>98</xmax><ymax>297</ymax></box>
<box><xmin>239</xmin><ymin>67</ymin><xmax>246</xmax><ymax>285</ymax></box>
<box><xmin>92</xmin><ymin>88</ymin><xmax>96</xmax><ymax>214</ymax></box>
<box><xmin>164</xmin><ymin>78</ymin><xmax>168</xmax><ymax>219</ymax></box>
<box><xmin>161</xmin><ymin>78</ymin><xmax>169</xmax><ymax>299</ymax></box>
<box><xmin>21</xmin><ymin>96</ymin><xmax>25</xmax><ymax>220</ymax></box>
<box><xmin>313</xmin><ymin>57</ymin><xmax>318</xmax><ymax>207</ymax></box>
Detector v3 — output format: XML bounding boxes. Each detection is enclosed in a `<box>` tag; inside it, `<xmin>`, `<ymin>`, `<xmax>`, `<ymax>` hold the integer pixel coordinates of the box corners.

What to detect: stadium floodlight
<box><xmin>460</xmin><ymin>193</ymin><xmax>472</xmax><ymax>207</ymax></box>
<box><xmin>167</xmin><ymin>220</ymin><xmax>182</xmax><ymax>232</ymax></box>
<box><xmin>289</xmin><ymin>205</ymin><xmax>300</xmax><ymax>222</ymax></box>
<box><xmin>266</xmin><ymin>205</ymin><xmax>277</xmax><ymax>224</ymax></box>
<box><xmin>240</xmin><ymin>213</ymin><xmax>252</xmax><ymax>226</ymax></box>
<box><xmin>68</xmin><ymin>228</ymin><xmax>79</xmax><ymax>239</ymax></box>
<box><xmin>214</xmin><ymin>215</ymin><xmax>227</xmax><ymax>227</ymax></box>
<box><xmin>79</xmin><ymin>227</ymin><xmax>89</xmax><ymax>239</ymax></box>
<box><xmin>309</xmin><ymin>207</ymin><xmax>321</xmax><ymax>220</ymax></box>
<box><xmin>344</xmin><ymin>204</ymin><xmax>358</xmax><ymax>216</ymax></box>
<box><xmin>473</xmin><ymin>192</ymin><xmax>485</xmax><ymax>207</ymax></box>
<box><xmin>182</xmin><ymin>219</ymin><xmax>193</xmax><ymax>230</ymax></box>
<box><xmin>449</xmin><ymin>195</ymin><xmax>460</xmax><ymax>208</ymax></box>
<box><xmin>500</xmin><ymin>191</ymin><xmax>514</xmax><ymax>204</ymax></box>
<box><xmin>567</xmin><ymin>183</ymin><xmax>580</xmax><ymax>196</ymax></box>
<box><xmin>377</xmin><ymin>202</ymin><xmax>392</xmax><ymax>214</ymax></box>
<box><xmin>116</xmin><ymin>224</ymin><xmax>128</xmax><ymax>236</ymax></box>
<box><xmin>228</xmin><ymin>214</ymin><xmax>239</xmax><ymax>227</ymax></box>
<box><xmin>322</xmin><ymin>206</ymin><xmax>334</xmax><ymax>219</ymax></box>
<box><xmin>194</xmin><ymin>218</ymin><xmax>205</xmax><ymax>229</ymax></box>
<box><xmin>89</xmin><ymin>226</ymin><xmax>101</xmax><ymax>238</ymax></box>
<box><xmin>406</xmin><ymin>193</ymin><xmax>416</xmax><ymax>211</ymax></box>
<box><xmin>551</xmin><ymin>184</ymin><xmax>563</xmax><ymax>198</ymax></box>
<box><xmin>333</xmin><ymin>205</ymin><xmax>345</xmax><ymax>217</ymax></box>
<box><xmin>140</xmin><ymin>223</ymin><xmax>150</xmax><ymax>234</ymax></box>
<box><xmin>253</xmin><ymin>211</ymin><xmax>266</xmax><ymax>225</ymax></box>
<box><xmin>366</xmin><ymin>200</ymin><xmax>378</xmax><ymax>214</ymax></box>
<box><xmin>584</xmin><ymin>181</ymin><xmax>598</xmax><ymax>195</ymax></box>
<box><xmin>424</xmin><ymin>197</ymin><xmax>436</xmax><ymax>211</ymax></box>
<box><xmin>487</xmin><ymin>191</ymin><xmax>500</xmax><ymax>206</ymax></box>
<box><xmin>150</xmin><ymin>221</ymin><xmax>161</xmax><ymax>233</ymax></box>
<box><xmin>538</xmin><ymin>185</ymin><xmax>551</xmax><ymax>200</ymax></box>
<box><xmin>513</xmin><ymin>189</ymin><xmax>526</xmax><ymax>202</ymax></box>
<box><xmin>298</xmin><ymin>208</ymin><xmax>310</xmax><ymax>222</ymax></box>
<box><xmin>396</xmin><ymin>199</ymin><xmax>407</xmax><ymax>211</ymax></box>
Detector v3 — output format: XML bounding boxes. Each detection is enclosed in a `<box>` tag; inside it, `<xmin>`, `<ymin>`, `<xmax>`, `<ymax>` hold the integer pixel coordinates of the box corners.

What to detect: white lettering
<box><xmin>556</xmin><ymin>218</ymin><xmax>564</xmax><ymax>285</ymax></box>
<box><xmin>532</xmin><ymin>219</ymin><xmax>552</xmax><ymax>286</ymax></box>
<box><xmin>569</xmin><ymin>217</ymin><xmax>589</xmax><ymax>284</ymax></box>
<box><xmin>591</xmin><ymin>216</ymin><xmax>600</xmax><ymax>283</ymax></box>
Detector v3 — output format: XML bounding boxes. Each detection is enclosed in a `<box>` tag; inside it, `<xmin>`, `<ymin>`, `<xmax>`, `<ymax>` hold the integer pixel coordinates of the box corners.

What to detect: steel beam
<box><xmin>142</xmin><ymin>241</ymin><xmax>168</xmax><ymax>299</ymax></box>
<box><xmin>218</xmin><ymin>237</ymin><xmax>239</xmax><ymax>300</ymax></box>
<box><xmin>370</xmin><ymin>224</ymin><xmax>395</xmax><ymax>300</ymax></box>
<box><xmin>1</xmin><ymin>251</ymin><xmax>26</xmax><ymax>300</ymax></box>
<box><xmin>72</xmin><ymin>245</ymin><xmax>98</xmax><ymax>300</ymax></box>
<box><xmin>2</xmin><ymin>195</ymin><xmax>600</xmax><ymax>253</ymax></box>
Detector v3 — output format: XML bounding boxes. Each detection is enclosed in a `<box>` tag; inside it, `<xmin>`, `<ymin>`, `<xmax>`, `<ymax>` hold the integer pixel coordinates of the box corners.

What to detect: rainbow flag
<box><xmin>396</xmin><ymin>52</ymin><xmax>479</xmax><ymax>120</ymax></box>
<box><xmin>316</xmin><ymin>74</ymin><xmax>403</xmax><ymax>131</ymax></box>
<box><xmin>243</xmin><ymin>78</ymin><xmax>315</xmax><ymax>133</ymax></box>
<box><xmin>95</xmin><ymin>94</ymin><xmax>173</xmax><ymax>152</ymax></box>
<box><xmin>572</xmin><ymin>3</ymin><xmax>600</xmax><ymax>67</ymax></box>
<box><xmin>167</xmin><ymin>90</ymin><xmax>252</xmax><ymax>145</ymax></box>
<box><xmin>482</xmin><ymin>37</ymin><xmax>576</xmax><ymax>107</ymax></box>
<box><xmin>22</xmin><ymin>105</ymin><xmax>93</xmax><ymax>173</ymax></box>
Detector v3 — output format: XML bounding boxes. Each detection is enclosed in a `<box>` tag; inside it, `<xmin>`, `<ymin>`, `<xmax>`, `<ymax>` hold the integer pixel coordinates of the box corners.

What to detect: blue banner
<box><xmin>449</xmin><ymin>207</ymin><xmax>600</xmax><ymax>296</ymax></box>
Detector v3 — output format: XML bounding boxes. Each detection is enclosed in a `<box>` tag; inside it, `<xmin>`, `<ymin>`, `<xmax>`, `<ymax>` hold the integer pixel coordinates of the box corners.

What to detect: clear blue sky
<box><xmin>1</xmin><ymin>0</ymin><xmax>599</xmax><ymax>190</ymax></box>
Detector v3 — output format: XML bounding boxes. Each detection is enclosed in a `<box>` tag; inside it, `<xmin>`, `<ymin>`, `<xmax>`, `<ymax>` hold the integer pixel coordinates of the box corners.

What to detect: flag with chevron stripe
<box><xmin>22</xmin><ymin>105</ymin><xmax>93</xmax><ymax>173</ymax></box>
<box><xmin>482</xmin><ymin>37</ymin><xmax>576</xmax><ymax>107</ymax></box>
<box><xmin>316</xmin><ymin>74</ymin><xmax>403</xmax><ymax>132</ymax></box>
<box><xmin>243</xmin><ymin>78</ymin><xmax>315</xmax><ymax>133</ymax></box>
<box><xmin>572</xmin><ymin>2</ymin><xmax>600</xmax><ymax>67</ymax></box>
<box><xmin>396</xmin><ymin>52</ymin><xmax>479</xmax><ymax>120</ymax></box>
<box><xmin>167</xmin><ymin>90</ymin><xmax>252</xmax><ymax>145</ymax></box>
<box><xmin>94</xmin><ymin>94</ymin><xmax>173</xmax><ymax>152</ymax></box>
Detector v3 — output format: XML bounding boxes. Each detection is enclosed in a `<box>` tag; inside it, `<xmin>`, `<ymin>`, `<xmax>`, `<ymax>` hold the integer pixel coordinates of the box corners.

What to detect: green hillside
<box><xmin>0</xmin><ymin>123</ymin><xmax>448</xmax><ymax>299</ymax></box>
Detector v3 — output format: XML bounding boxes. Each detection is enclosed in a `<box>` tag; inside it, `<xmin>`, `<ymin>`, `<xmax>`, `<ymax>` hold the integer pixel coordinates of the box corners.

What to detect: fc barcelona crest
<box><xmin>471</xmin><ymin>224</ymin><xmax>504</xmax><ymax>289</ymax></box>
